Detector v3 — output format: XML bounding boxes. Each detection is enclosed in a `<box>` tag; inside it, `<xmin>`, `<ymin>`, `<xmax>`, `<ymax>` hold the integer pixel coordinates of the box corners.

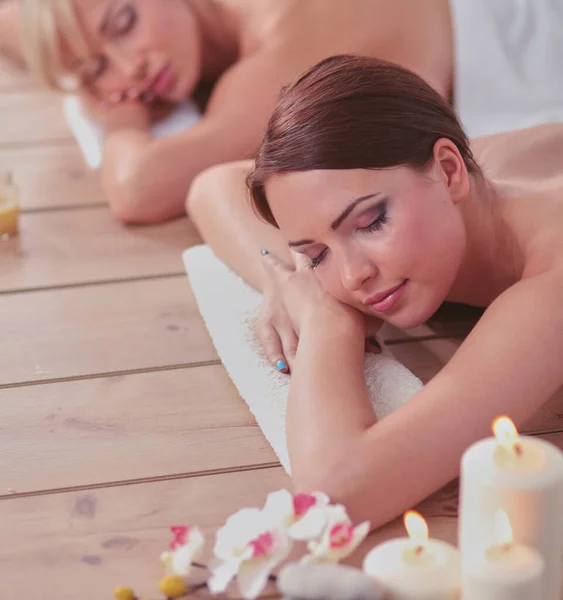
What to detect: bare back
<box><xmin>226</xmin><ymin>0</ymin><xmax>454</xmax><ymax>99</ymax></box>
<box><xmin>471</xmin><ymin>124</ymin><xmax>563</xmax><ymax>285</ymax></box>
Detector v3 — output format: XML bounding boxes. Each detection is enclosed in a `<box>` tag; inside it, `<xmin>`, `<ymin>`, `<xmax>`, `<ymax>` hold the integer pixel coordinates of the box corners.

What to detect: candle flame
<box><xmin>492</xmin><ymin>416</ymin><xmax>520</xmax><ymax>453</ymax></box>
<box><xmin>494</xmin><ymin>510</ymin><xmax>513</xmax><ymax>546</ymax></box>
<box><xmin>404</xmin><ymin>511</ymin><xmax>429</xmax><ymax>541</ymax></box>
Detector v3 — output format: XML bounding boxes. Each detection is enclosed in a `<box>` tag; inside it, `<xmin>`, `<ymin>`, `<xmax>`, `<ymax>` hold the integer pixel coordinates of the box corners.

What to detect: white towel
<box><xmin>183</xmin><ymin>245</ymin><xmax>423</xmax><ymax>474</ymax></box>
<box><xmin>451</xmin><ymin>0</ymin><xmax>563</xmax><ymax>138</ymax></box>
<box><xmin>62</xmin><ymin>95</ymin><xmax>201</xmax><ymax>169</ymax></box>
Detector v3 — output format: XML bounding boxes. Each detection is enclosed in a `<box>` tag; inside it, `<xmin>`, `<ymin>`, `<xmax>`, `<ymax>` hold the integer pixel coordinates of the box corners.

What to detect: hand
<box><xmin>257</xmin><ymin>250</ymin><xmax>383</xmax><ymax>374</ymax></box>
<box><xmin>79</xmin><ymin>85</ymin><xmax>150</xmax><ymax>132</ymax></box>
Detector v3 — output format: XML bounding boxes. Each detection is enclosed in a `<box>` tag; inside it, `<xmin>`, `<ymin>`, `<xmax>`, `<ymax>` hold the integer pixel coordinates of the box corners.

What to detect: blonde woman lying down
<box><xmin>186</xmin><ymin>55</ymin><xmax>563</xmax><ymax>528</ymax></box>
<box><xmin>0</xmin><ymin>0</ymin><xmax>457</xmax><ymax>223</ymax></box>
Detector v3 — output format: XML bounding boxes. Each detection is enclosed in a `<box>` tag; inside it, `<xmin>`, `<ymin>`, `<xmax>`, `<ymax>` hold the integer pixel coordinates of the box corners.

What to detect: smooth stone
<box><xmin>278</xmin><ymin>563</ymin><xmax>385</xmax><ymax>600</ymax></box>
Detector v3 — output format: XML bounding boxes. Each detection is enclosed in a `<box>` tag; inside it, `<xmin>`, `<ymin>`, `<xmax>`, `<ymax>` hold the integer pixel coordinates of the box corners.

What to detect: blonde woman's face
<box><xmin>70</xmin><ymin>0</ymin><xmax>201</xmax><ymax>102</ymax></box>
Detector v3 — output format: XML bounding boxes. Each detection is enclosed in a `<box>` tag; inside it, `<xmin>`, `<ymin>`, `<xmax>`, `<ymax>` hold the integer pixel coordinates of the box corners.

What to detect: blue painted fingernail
<box><xmin>261</xmin><ymin>249</ymin><xmax>269</xmax><ymax>256</ymax></box>
<box><xmin>275</xmin><ymin>360</ymin><xmax>288</xmax><ymax>372</ymax></box>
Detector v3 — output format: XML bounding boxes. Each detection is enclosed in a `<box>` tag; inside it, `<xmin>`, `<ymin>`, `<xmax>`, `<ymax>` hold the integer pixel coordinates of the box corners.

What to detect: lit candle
<box><xmin>459</xmin><ymin>416</ymin><xmax>563</xmax><ymax>600</ymax></box>
<box><xmin>462</xmin><ymin>510</ymin><xmax>544</xmax><ymax>599</ymax></box>
<box><xmin>363</xmin><ymin>511</ymin><xmax>461</xmax><ymax>599</ymax></box>
<box><xmin>0</xmin><ymin>171</ymin><xmax>19</xmax><ymax>240</ymax></box>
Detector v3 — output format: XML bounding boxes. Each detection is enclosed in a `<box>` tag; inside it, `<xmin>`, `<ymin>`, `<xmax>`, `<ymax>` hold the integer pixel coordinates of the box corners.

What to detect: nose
<box><xmin>106</xmin><ymin>48</ymin><xmax>149</xmax><ymax>84</ymax></box>
<box><xmin>339</xmin><ymin>251</ymin><xmax>378</xmax><ymax>292</ymax></box>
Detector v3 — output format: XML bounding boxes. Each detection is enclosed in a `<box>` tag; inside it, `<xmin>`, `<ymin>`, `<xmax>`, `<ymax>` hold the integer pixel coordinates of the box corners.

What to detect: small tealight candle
<box><xmin>363</xmin><ymin>511</ymin><xmax>461</xmax><ymax>599</ymax></box>
<box><xmin>462</xmin><ymin>510</ymin><xmax>545</xmax><ymax>600</ymax></box>
<box><xmin>0</xmin><ymin>171</ymin><xmax>19</xmax><ymax>240</ymax></box>
<box><xmin>459</xmin><ymin>416</ymin><xmax>563</xmax><ymax>600</ymax></box>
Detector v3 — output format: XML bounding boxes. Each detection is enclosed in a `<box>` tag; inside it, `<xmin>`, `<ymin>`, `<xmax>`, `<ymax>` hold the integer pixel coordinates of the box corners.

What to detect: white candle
<box><xmin>462</xmin><ymin>510</ymin><xmax>545</xmax><ymax>600</ymax></box>
<box><xmin>459</xmin><ymin>416</ymin><xmax>563</xmax><ymax>600</ymax></box>
<box><xmin>363</xmin><ymin>511</ymin><xmax>461</xmax><ymax>599</ymax></box>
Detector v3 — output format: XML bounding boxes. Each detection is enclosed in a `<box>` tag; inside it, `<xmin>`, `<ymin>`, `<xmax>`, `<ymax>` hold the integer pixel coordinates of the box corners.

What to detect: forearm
<box><xmin>101</xmin><ymin>119</ymin><xmax>241</xmax><ymax>224</ymax></box>
<box><xmin>287</xmin><ymin>311</ymin><xmax>461</xmax><ymax>530</ymax></box>
<box><xmin>287</xmin><ymin>310</ymin><xmax>376</xmax><ymax>485</ymax></box>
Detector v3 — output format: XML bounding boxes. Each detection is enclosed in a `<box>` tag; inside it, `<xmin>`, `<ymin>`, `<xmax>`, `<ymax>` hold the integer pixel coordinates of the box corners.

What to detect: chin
<box><xmin>387</xmin><ymin>296</ymin><xmax>445</xmax><ymax>330</ymax></box>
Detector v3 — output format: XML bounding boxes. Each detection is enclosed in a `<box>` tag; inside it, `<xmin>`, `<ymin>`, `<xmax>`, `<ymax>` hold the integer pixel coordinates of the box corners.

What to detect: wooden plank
<box><xmin>2</xmin><ymin>434</ymin><xmax>560</xmax><ymax>599</ymax></box>
<box><xmin>0</xmin><ymin>364</ymin><xmax>278</xmax><ymax>496</ymax></box>
<box><xmin>0</xmin><ymin>278</ymin><xmax>217</xmax><ymax>385</ymax></box>
<box><xmin>0</xmin><ymin>89</ymin><xmax>71</xmax><ymax>145</ymax></box>
<box><xmin>389</xmin><ymin>337</ymin><xmax>563</xmax><ymax>433</ymax></box>
<box><xmin>0</xmin><ymin>467</ymin><xmax>291</xmax><ymax>600</ymax></box>
<box><xmin>2</xmin><ymin>209</ymin><xmax>200</xmax><ymax>292</ymax></box>
<box><xmin>0</xmin><ymin>143</ymin><xmax>103</xmax><ymax>210</ymax></box>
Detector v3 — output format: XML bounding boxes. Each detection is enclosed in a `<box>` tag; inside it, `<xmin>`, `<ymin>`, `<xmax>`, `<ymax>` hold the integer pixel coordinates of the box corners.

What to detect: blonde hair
<box><xmin>20</xmin><ymin>0</ymin><xmax>90</xmax><ymax>90</ymax></box>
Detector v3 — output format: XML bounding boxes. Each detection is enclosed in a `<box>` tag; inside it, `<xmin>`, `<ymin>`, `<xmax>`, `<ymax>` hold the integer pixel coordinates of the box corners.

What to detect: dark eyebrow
<box><xmin>100</xmin><ymin>0</ymin><xmax>118</xmax><ymax>35</ymax></box>
<box><xmin>288</xmin><ymin>238</ymin><xmax>315</xmax><ymax>248</ymax></box>
<box><xmin>330</xmin><ymin>193</ymin><xmax>383</xmax><ymax>231</ymax></box>
<box><xmin>287</xmin><ymin>192</ymin><xmax>385</xmax><ymax>248</ymax></box>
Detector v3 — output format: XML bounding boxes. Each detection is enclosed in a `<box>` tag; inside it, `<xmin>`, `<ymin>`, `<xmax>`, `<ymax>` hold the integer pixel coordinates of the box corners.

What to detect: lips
<box><xmin>364</xmin><ymin>280</ymin><xmax>408</xmax><ymax>313</ymax></box>
<box><xmin>146</xmin><ymin>64</ymin><xmax>175</xmax><ymax>98</ymax></box>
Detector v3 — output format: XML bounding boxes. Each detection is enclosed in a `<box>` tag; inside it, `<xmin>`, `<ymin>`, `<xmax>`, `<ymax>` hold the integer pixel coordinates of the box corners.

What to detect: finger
<box><xmin>291</xmin><ymin>251</ymin><xmax>311</xmax><ymax>271</ymax></box>
<box><xmin>109</xmin><ymin>90</ymin><xmax>124</xmax><ymax>105</ymax></box>
<box><xmin>365</xmin><ymin>336</ymin><xmax>382</xmax><ymax>354</ymax></box>
<box><xmin>256</xmin><ymin>323</ymin><xmax>290</xmax><ymax>374</ymax></box>
<box><xmin>127</xmin><ymin>87</ymin><xmax>141</xmax><ymax>100</ymax></box>
<box><xmin>140</xmin><ymin>90</ymin><xmax>155</xmax><ymax>104</ymax></box>
<box><xmin>278</xmin><ymin>329</ymin><xmax>299</xmax><ymax>369</ymax></box>
<box><xmin>260</xmin><ymin>248</ymin><xmax>294</xmax><ymax>275</ymax></box>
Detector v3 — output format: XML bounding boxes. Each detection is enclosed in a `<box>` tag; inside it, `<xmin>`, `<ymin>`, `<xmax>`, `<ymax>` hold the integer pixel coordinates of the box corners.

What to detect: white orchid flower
<box><xmin>160</xmin><ymin>525</ymin><xmax>205</xmax><ymax>577</ymax></box>
<box><xmin>262</xmin><ymin>489</ymin><xmax>331</xmax><ymax>541</ymax></box>
<box><xmin>301</xmin><ymin>505</ymin><xmax>370</xmax><ymax>564</ymax></box>
<box><xmin>208</xmin><ymin>507</ymin><xmax>292</xmax><ymax>599</ymax></box>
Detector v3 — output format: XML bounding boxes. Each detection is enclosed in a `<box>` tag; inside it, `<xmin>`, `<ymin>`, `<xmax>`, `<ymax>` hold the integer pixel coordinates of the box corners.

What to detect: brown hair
<box><xmin>247</xmin><ymin>55</ymin><xmax>480</xmax><ymax>227</ymax></box>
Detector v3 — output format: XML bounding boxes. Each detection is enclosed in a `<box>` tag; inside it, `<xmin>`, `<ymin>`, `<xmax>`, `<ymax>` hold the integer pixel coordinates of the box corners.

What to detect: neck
<box><xmin>189</xmin><ymin>0</ymin><xmax>240</xmax><ymax>81</ymax></box>
<box><xmin>446</xmin><ymin>176</ymin><xmax>525</xmax><ymax>306</ymax></box>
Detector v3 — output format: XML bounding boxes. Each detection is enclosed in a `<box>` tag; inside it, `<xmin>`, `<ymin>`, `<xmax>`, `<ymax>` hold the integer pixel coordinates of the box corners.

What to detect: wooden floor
<box><xmin>1</xmin><ymin>60</ymin><xmax>562</xmax><ymax>600</ymax></box>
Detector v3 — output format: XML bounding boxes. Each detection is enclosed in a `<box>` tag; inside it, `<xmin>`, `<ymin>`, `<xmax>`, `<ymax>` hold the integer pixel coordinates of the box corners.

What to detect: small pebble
<box><xmin>278</xmin><ymin>563</ymin><xmax>385</xmax><ymax>600</ymax></box>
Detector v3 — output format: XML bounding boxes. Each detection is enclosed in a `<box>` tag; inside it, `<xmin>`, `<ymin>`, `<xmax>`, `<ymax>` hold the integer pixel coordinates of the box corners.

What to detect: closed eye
<box><xmin>113</xmin><ymin>5</ymin><xmax>137</xmax><ymax>35</ymax></box>
<box><xmin>359</xmin><ymin>203</ymin><xmax>388</xmax><ymax>234</ymax></box>
<box><xmin>307</xmin><ymin>248</ymin><xmax>328</xmax><ymax>270</ymax></box>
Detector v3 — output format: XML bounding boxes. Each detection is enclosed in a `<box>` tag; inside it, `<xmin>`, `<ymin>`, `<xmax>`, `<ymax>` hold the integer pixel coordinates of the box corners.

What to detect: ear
<box><xmin>432</xmin><ymin>138</ymin><xmax>470</xmax><ymax>205</ymax></box>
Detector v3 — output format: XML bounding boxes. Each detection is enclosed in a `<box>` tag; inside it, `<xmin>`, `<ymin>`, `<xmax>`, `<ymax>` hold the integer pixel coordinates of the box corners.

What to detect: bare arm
<box><xmin>289</xmin><ymin>272</ymin><xmax>563</xmax><ymax>528</ymax></box>
<box><xmin>101</xmin><ymin>48</ymin><xmax>306</xmax><ymax>223</ymax></box>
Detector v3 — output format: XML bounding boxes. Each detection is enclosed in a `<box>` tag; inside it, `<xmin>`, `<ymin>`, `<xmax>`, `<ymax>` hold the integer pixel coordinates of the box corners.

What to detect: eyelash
<box><xmin>307</xmin><ymin>205</ymin><xmax>388</xmax><ymax>270</ymax></box>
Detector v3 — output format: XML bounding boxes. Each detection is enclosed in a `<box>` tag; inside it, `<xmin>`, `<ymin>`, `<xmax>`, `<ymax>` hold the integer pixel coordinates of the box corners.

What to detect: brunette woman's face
<box><xmin>70</xmin><ymin>0</ymin><xmax>201</xmax><ymax>102</ymax></box>
<box><xmin>266</xmin><ymin>145</ymin><xmax>469</xmax><ymax>329</ymax></box>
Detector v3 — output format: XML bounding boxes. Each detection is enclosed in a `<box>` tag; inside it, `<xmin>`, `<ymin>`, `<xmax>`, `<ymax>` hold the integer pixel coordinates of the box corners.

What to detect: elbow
<box><xmin>292</xmin><ymin>453</ymin><xmax>362</xmax><ymax>514</ymax></box>
<box><xmin>101</xmin><ymin>139</ymin><xmax>184</xmax><ymax>224</ymax></box>
<box><xmin>101</xmin><ymin>154</ymin><xmax>150</xmax><ymax>224</ymax></box>
<box><xmin>290</xmin><ymin>440</ymin><xmax>387</xmax><ymax>528</ymax></box>
<box><xmin>102</xmin><ymin>166</ymin><xmax>175</xmax><ymax>225</ymax></box>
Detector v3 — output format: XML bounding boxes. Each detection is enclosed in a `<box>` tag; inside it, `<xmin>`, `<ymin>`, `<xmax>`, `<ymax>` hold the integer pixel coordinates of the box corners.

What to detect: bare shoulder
<box><xmin>471</xmin><ymin>123</ymin><xmax>563</xmax><ymax>182</ymax></box>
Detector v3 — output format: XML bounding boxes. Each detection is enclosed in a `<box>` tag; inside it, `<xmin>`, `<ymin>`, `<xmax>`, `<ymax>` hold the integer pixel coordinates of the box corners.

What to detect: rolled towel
<box><xmin>183</xmin><ymin>245</ymin><xmax>423</xmax><ymax>473</ymax></box>
<box><xmin>62</xmin><ymin>95</ymin><xmax>201</xmax><ymax>169</ymax></box>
